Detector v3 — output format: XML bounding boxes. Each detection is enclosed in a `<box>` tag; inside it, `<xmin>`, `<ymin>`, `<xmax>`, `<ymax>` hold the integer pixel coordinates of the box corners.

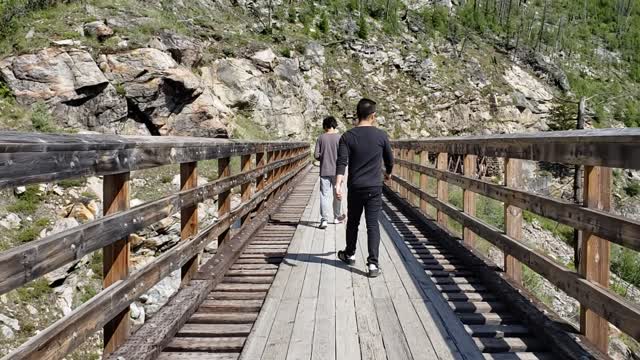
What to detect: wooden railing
<box><xmin>389</xmin><ymin>128</ymin><xmax>640</xmax><ymax>353</ymax></box>
<box><xmin>0</xmin><ymin>133</ymin><xmax>310</xmax><ymax>359</ymax></box>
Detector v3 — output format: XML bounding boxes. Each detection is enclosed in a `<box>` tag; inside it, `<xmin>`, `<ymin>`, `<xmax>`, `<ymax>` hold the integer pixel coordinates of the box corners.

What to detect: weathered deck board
<box><xmin>239</xmin><ymin>183</ymin><xmax>473</xmax><ymax>360</ymax></box>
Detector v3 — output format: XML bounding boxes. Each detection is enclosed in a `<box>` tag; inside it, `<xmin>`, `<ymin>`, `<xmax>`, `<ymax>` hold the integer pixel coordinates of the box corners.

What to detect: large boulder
<box><xmin>0</xmin><ymin>48</ymin><xmax>127</xmax><ymax>132</ymax></box>
<box><xmin>202</xmin><ymin>55</ymin><xmax>325</xmax><ymax>138</ymax></box>
<box><xmin>148</xmin><ymin>31</ymin><xmax>206</xmax><ymax>67</ymax></box>
<box><xmin>103</xmin><ymin>48</ymin><xmax>229</xmax><ymax>136</ymax></box>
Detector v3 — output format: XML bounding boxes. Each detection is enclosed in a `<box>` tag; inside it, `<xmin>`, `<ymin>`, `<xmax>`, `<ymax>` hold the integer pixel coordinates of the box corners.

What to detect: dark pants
<box><xmin>345</xmin><ymin>187</ymin><xmax>382</xmax><ymax>266</ymax></box>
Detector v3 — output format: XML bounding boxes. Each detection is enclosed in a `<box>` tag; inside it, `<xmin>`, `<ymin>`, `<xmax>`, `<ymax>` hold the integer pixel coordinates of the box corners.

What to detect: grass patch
<box><xmin>232</xmin><ymin>115</ymin><xmax>273</xmax><ymax>140</ymax></box>
<box><xmin>79</xmin><ymin>285</ymin><xmax>98</xmax><ymax>304</ymax></box>
<box><xmin>7</xmin><ymin>185</ymin><xmax>43</xmax><ymax>215</ymax></box>
<box><xmin>523</xmin><ymin>211</ymin><xmax>574</xmax><ymax>245</ymax></box>
<box><xmin>624</xmin><ymin>180</ymin><xmax>640</xmax><ymax>197</ymax></box>
<box><xmin>58</xmin><ymin>178</ymin><xmax>86</xmax><ymax>188</ymax></box>
<box><xmin>89</xmin><ymin>251</ymin><xmax>103</xmax><ymax>279</ymax></box>
<box><xmin>16</xmin><ymin>218</ymin><xmax>50</xmax><ymax>243</ymax></box>
<box><xmin>522</xmin><ymin>265</ymin><xmax>554</xmax><ymax>306</ymax></box>
<box><xmin>15</xmin><ymin>278</ymin><xmax>52</xmax><ymax>302</ymax></box>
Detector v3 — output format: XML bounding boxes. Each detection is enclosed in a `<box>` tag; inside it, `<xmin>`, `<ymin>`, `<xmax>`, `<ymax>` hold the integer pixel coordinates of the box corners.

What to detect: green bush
<box><xmin>318</xmin><ymin>11</ymin><xmax>329</xmax><ymax>34</ymax></box>
<box><xmin>8</xmin><ymin>185</ymin><xmax>43</xmax><ymax>214</ymax></box>
<box><xmin>58</xmin><ymin>178</ymin><xmax>86</xmax><ymax>188</ymax></box>
<box><xmin>31</xmin><ymin>102</ymin><xmax>56</xmax><ymax>132</ymax></box>
<box><xmin>288</xmin><ymin>4</ymin><xmax>297</xmax><ymax>23</ymax></box>
<box><xmin>357</xmin><ymin>15</ymin><xmax>368</xmax><ymax>39</ymax></box>
<box><xmin>624</xmin><ymin>180</ymin><xmax>640</xmax><ymax>197</ymax></box>
<box><xmin>611</xmin><ymin>245</ymin><xmax>640</xmax><ymax>289</ymax></box>
<box><xmin>16</xmin><ymin>278</ymin><xmax>52</xmax><ymax>302</ymax></box>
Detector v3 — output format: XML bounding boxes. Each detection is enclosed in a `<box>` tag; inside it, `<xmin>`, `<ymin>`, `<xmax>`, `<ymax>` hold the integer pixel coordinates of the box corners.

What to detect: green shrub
<box><xmin>79</xmin><ymin>285</ymin><xmax>98</xmax><ymax>304</ymax></box>
<box><xmin>115</xmin><ymin>83</ymin><xmax>127</xmax><ymax>97</ymax></box>
<box><xmin>357</xmin><ymin>15</ymin><xmax>368</xmax><ymax>39</ymax></box>
<box><xmin>16</xmin><ymin>218</ymin><xmax>49</xmax><ymax>243</ymax></box>
<box><xmin>624</xmin><ymin>180</ymin><xmax>640</xmax><ymax>197</ymax></box>
<box><xmin>16</xmin><ymin>278</ymin><xmax>52</xmax><ymax>302</ymax></box>
<box><xmin>8</xmin><ymin>185</ymin><xmax>43</xmax><ymax>214</ymax></box>
<box><xmin>58</xmin><ymin>178</ymin><xmax>86</xmax><ymax>188</ymax></box>
<box><xmin>288</xmin><ymin>4</ymin><xmax>297</xmax><ymax>23</ymax></box>
<box><xmin>611</xmin><ymin>245</ymin><xmax>640</xmax><ymax>289</ymax></box>
<box><xmin>318</xmin><ymin>11</ymin><xmax>329</xmax><ymax>34</ymax></box>
<box><xmin>31</xmin><ymin>102</ymin><xmax>56</xmax><ymax>132</ymax></box>
<box><xmin>523</xmin><ymin>211</ymin><xmax>574</xmax><ymax>245</ymax></box>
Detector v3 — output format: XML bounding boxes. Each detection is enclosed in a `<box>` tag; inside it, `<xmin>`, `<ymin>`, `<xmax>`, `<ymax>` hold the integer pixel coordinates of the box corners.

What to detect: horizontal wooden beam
<box><xmin>392</xmin><ymin>128</ymin><xmax>640</xmax><ymax>169</ymax></box>
<box><xmin>392</xmin><ymin>174</ymin><xmax>640</xmax><ymax>340</ymax></box>
<box><xmin>0</xmin><ymin>132</ymin><xmax>307</xmax><ymax>188</ymax></box>
<box><xmin>0</xmin><ymin>151</ymin><xmax>309</xmax><ymax>296</ymax></box>
<box><xmin>395</xmin><ymin>158</ymin><xmax>640</xmax><ymax>253</ymax></box>
<box><xmin>3</xmin><ymin>159</ymin><xmax>310</xmax><ymax>360</ymax></box>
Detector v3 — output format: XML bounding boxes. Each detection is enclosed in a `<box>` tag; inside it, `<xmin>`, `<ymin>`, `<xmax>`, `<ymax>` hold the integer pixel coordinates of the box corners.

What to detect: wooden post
<box><xmin>218</xmin><ymin>157</ymin><xmax>231</xmax><ymax>244</ymax></box>
<box><xmin>579</xmin><ymin>165</ymin><xmax>611</xmax><ymax>353</ymax></box>
<box><xmin>393</xmin><ymin>147</ymin><xmax>400</xmax><ymax>193</ymax></box>
<box><xmin>504</xmin><ymin>158</ymin><xmax>523</xmax><ymax>284</ymax></box>
<box><xmin>103</xmin><ymin>173</ymin><xmax>130</xmax><ymax>355</ymax></box>
<box><xmin>463</xmin><ymin>155</ymin><xmax>477</xmax><ymax>247</ymax></box>
<box><xmin>180</xmin><ymin>162</ymin><xmax>199</xmax><ymax>285</ymax></box>
<box><xmin>573</xmin><ymin>96</ymin><xmax>586</xmax><ymax>267</ymax></box>
<box><xmin>408</xmin><ymin>149</ymin><xmax>418</xmax><ymax>206</ymax></box>
<box><xmin>256</xmin><ymin>150</ymin><xmax>266</xmax><ymax>192</ymax></box>
<box><xmin>399</xmin><ymin>148</ymin><xmax>407</xmax><ymax>198</ymax></box>
<box><xmin>436</xmin><ymin>153</ymin><xmax>448</xmax><ymax>228</ymax></box>
<box><xmin>240</xmin><ymin>154</ymin><xmax>253</xmax><ymax>226</ymax></box>
<box><xmin>419</xmin><ymin>151</ymin><xmax>429</xmax><ymax>214</ymax></box>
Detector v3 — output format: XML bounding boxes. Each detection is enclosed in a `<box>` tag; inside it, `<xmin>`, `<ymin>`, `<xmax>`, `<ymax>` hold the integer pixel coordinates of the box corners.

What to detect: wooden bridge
<box><xmin>0</xmin><ymin>129</ymin><xmax>639</xmax><ymax>360</ymax></box>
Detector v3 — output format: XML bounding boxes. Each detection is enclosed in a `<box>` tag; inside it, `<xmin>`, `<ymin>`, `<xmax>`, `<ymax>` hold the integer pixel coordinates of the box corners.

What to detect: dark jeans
<box><xmin>345</xmin><ymin>187</ymin><xmax>382</xmax><ymax>266</ymax></box>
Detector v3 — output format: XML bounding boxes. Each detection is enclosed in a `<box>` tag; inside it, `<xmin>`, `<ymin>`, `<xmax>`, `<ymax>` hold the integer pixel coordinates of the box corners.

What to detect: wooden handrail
<box><xmin>0</xmin><ymin>132</ymin><xmax>310</xmax><ymax>360</ymax></box>
<box><xmin>389</xmin><ymin>128</ymin><xmax>640</xmax><ymax>353</ymax></box>
<box><xmin>392</xmin><ymin>128</ymin><xmax>640</xmax><ymax>169</ymax></box>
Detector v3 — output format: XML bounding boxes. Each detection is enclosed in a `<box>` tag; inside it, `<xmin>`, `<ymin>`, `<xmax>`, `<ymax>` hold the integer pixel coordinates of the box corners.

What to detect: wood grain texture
<box><xmin>391</xmin><ymin>174</ymin><xmax>640</xmax><ymax>341</ymax></box>
<box><xmin>218</xmin><ymin>157</ymin><xmax>232</xmax><ymax>244</ymax></box>
<box><xmin>0</xmin><ymin>151</ymin><xmax>309</xmax><ymax>296</ymax></box>
<box><xmin>102</xmin><ymin>172</ymin><xmax>131</xmax><ymax>355</ymax></box>
<box><xmin>394</xmin><ymin>158</ymin><xmax>640</xmax><ymax>252</ymax></box>
<box><xmin>0</xmin><ymin>132</ymin><xmax>308</xmax><ymax>188</ymax></box>
<box><xmin>419</xmin><ymin>151</ymin><xmax>429</xmax><ymax>214</ymax></box>
<box><xmin>2</xmin><ymin>160</ymin><xmax>310</xmax><ymax>360</ymax></box>
<box><xmin>181</xmin><ymin>162</ymin><xmax>199</xmax><ymax>285</ymax></box>
<box><xmin>463</xmin><ymin>155</ymin><xmax>477</xmax><ymax>246</ymax></box>
<box><xmin>579</xmin><ymin>166</ymin><xmax>611</xmax><ymax>353</ymax></box>
<box><xmin>391</xmin><ymin>128</ymin><xmax>640</xmax><ymax>169</ymax></box>
<box><xmin>436</xmin><ymin>153</ymin><xmax>448</xmax><ymax>228</ymax></box>
<box><xmin>504</xmin><ymin>158</ymin><xmax>522</xmax><ymax>284</ymax></box>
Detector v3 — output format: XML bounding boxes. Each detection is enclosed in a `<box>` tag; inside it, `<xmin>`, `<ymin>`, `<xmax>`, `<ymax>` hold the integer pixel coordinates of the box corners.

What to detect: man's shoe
<box><xmin>319</xmin><ymin>220</ymin><xmax>328</xmax><ymax>229</ymax></box>
<box><xmin>368</xmin><ymin>264</ymin><xmax>381</xmax><ymax>278</ymax></box>
<box><xmin>337</xmin><ymin>250</ymin><xmax>356</xmax><ymax>265</ymax></box>
<box><xmin>334</xmin><ymin>214</ymin><xmax>346</xmax><ymax>224</ymax></box>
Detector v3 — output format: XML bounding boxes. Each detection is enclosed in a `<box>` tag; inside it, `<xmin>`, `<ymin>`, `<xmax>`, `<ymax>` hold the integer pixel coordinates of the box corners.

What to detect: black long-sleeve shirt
<box><xmin>336</xmin><ymin>126</ymin><xmax>394</xmax><ymax>190</ymax></box>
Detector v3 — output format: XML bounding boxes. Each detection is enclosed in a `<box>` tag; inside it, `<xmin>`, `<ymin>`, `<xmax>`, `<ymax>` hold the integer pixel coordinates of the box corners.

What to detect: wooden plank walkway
<box><xmin>241</xmin><ymin>180</ymin><xmax>472</xmax><ymax>360</ymax></box>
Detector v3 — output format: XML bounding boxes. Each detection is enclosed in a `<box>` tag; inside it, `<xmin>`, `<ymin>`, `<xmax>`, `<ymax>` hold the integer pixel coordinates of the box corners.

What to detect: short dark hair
<box><xmin>357</xmin><ymin>98</ymin><xmax>377</xmax><ymax>120</ymax></box>
<box><xmin>323</xmin><ymin>116</ymin><xmax>338</xmax><ymax>130</ymax></box>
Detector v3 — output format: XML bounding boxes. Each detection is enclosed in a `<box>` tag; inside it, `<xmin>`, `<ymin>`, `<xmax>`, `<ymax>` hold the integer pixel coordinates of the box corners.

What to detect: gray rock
<box><xmin>139</xmin><ymin>269</ymin><xmax>180</xmax><ymax>314</ymax></box>
<box><xmin>0</xmin><ymin>314</ymin><xmax>20</xmax><ymax>331</ymax></box>
<box><xmin>149</xmin><ymin>31</ymin><xmax>204</xmax><ymax>67</ymax></box>
<box><xmin>130</xmin><ymin>302</ymin><xmax>146</xmax><ymax>327</ymax></box>
<box><xmin>104</xmin><ymin>48</ymin><xmax>228</xmax><ymax>137</ymax></box>
<box><xmin>14</xmin><ymin>186</ymin><xmax>26</xmax><ymax>195</ymax></box>
<box><xmin>0</xmin><ymin>325</ymin><xmax>14</xmax><ymax>339</ymax></box>
<box><xmin>251</xmin><ymin>48</ymin><xmax>278</xmax><ymax>71</ymax></box>
<box><xmin>0</xmin><ymin>48</ymin><xmax>127</xmax><ymax>132</ymax></box>
<box><xmin>83</xmin><ymin>20</ymin><xmax>114</xmax><ymax>41</ymax></box>
<box><xmin>0</xmin><ymin>213</ymin><xmax>21</xmax><ymax>230</ymax></box>
<box><xmin>304</xmin><ymin>42</ymin><xmax>325</xmax><ymax>67</ymax></box>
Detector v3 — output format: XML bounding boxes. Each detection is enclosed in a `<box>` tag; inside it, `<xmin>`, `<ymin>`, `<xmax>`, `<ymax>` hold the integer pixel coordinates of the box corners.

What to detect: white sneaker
<box><xmin>334</xmin><ymin>214</ymin><xmax>346</xmax><ymax>224</ymax></box>
<box><xmin>319</xmin><ymin>220</ymin><xmax>328</xmax><ymax>229</ymax></box>
<box><xmin>368</xmin><ymin>264</ymin><xmax>381</xmax><ymax>278</ymax></box>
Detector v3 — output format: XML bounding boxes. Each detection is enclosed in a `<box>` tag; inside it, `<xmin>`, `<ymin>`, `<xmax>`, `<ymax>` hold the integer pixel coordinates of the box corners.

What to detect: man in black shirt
<box><xmin>335</xmin><ymin>98</ymin><xmax>394</xmax><ymax>277</ymax></box>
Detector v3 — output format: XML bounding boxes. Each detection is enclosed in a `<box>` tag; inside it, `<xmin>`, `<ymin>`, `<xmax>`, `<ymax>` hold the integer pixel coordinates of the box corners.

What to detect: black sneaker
<box><xmin>337</xmin><ymin>250</ymin><xmax>356</xmax><ymax>265</ymax></box>
<box><xmin>368</xmin><ymin>263</ymin><xmax>381</xmax><ymax>278</ymax></box>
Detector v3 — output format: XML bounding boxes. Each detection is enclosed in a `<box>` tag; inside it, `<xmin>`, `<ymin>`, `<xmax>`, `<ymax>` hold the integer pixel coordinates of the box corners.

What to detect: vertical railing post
<box><xmin>408</xmin><ymin>149</ymin><xmax>417</xmax><ymax>206</ymax></box>
<box><xmin>436</xmin><ymin>153</ymin><xmax>448</xmax><ymax>229</ymax></box>
<box><xmin>218</xmin><ymin>156</ymin><xmax>231</xmax><ymax>244</ymax></box>
<box><xmin>103</xmin><ymin>173</ymin><xmax>130</xmax><ymax>355</ymax></box>
<box><xmin>419</xmin><ymin>150</ymin><xmax>429</xmax><ymax>214</ymax></box>
<box><xmin>579</xmin><ymin>165</ymin><xmax>611</xmax><ymax>353</ymax></box>
<box><xmin>463</xmin><ymin>155</ymin><xmax>477</xmax><ymax>247</ymax></box>
<box><xmin>504</xmin><ymin>158</ymin><xmax>523</xmax><ymax>284</ymax></box>
<box><xmin>180</xmin><ymin>162</ymin><xmax>199</xmax><ymax>285</ymax></box>
<box><xmin>399</xmin><ymin>148</ymin><xmax>407</xmax><ymax>199</ymax></box>
<box><xmin>393</xmin><ymin>147</ymin><xmax>400</xmax><ymax>193</ymax></box>
<box><xmin>240</xmin><ymin>154</ymin><xmax>253</xmax><ymax>226</ymax></box>
<box><xmin>256</xmin><ymin>148</ymin><xmax>266</xmax><ymax>193</ymax></box>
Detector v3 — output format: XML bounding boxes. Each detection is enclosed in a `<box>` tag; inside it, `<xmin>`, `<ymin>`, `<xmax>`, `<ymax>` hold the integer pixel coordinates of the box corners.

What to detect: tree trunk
<box><xmin>536</xmin><ymin>0</ymin><xmax>549</xmax><ymax>52</ymax></box>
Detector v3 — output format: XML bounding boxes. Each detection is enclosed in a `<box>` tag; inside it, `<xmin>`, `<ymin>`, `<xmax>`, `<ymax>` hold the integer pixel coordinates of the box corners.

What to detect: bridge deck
<box><xmin>240</xmin><ymin>177</ymin><xmax>469</xmax><ymax>360</ymax></box>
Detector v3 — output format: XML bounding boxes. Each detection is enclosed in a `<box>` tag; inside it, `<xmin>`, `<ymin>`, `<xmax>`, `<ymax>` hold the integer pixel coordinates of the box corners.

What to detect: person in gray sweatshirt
<box><xmin>314</xmin><ymin>116</ymin><xmax>346</xmax><ymax>229</ymax></box>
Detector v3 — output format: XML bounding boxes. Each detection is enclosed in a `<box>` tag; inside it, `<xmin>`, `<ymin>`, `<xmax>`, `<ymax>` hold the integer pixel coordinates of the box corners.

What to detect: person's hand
<box><xmin>336</xmin><ymin>187</ymin><xmax>343</xmax><ymax>201</ymax></box>
<box><xmin>384</xmin><ymin>172</ymin><xmax>391</xmax><ymax>181</ymax></box>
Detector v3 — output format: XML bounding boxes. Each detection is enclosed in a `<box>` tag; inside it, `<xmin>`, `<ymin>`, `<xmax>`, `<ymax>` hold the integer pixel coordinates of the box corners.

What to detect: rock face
<box><xmin>103</xmin><ymin>48</ymin><xmax>229</xmax><ymax>137</ymax></box>
<box><xmin>0</xmin><ymin>48</ymin><xmax>127</xmax><ymax>132</ymax></box>
<box><xmin>202</xmin><ymin>49</ymin><xmax>326</xmax><ymax>138</ymax></box>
